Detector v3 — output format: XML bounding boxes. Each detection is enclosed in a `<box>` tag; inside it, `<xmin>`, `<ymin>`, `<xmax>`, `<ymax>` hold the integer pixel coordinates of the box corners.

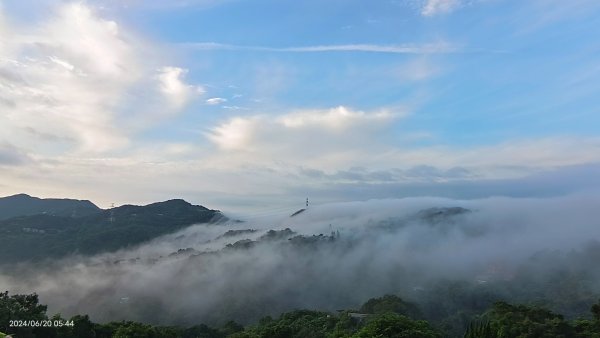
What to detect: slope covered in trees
<box><xmin>0</xmin><ymin>199</ymin><xmax>223</xmax><ymax>263</ymax></box>
<box><xmin>1</xmin><ymin>291</ymin><xmax>599</xmax><ymax>338</ymax></box>
<box><xmin>0</xmin><ymin>194</ymin><xmax>100</xmax><ymax>220</ymax></box>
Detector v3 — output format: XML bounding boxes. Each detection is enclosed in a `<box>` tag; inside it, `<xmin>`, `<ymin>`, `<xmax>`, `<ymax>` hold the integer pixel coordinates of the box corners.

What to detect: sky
<box><xmin>0</xmin><ymin>0</ymin><xmax>599</xmax><ymax>212</ymax></box>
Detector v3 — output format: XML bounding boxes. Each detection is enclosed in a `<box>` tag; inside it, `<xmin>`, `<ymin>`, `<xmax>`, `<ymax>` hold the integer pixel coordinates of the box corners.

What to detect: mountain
<box><xmin>0</xmin><ymin>193</ymin><xmax>100</xmax><ymax>220</ymax></box>
<box><xmin>0</xmin><ymin>198</ymin><xmax>224</xmax><ymax>263</ymax></box>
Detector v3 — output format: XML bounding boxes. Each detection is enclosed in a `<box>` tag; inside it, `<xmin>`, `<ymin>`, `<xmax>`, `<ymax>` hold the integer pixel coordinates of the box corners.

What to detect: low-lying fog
<box><xmin>1</xmin><ymin>195</ymin><xmax>599</xmax><ymax>325</ymax></box>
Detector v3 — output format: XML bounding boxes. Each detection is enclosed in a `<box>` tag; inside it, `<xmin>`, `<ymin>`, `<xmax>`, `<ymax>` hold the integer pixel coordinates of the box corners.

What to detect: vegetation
<box><xmin>0</xmin><ymin>199</ymin><xmax>222</xmax><ymax>263</ymax></box>
<box><xmin>1</xmin><ymin>291</ymin><xmax>598</xmax><ymax>338</ymax></box>
<box><xmin>463</xmin><ymin>300</ymin><xmax>600</xmax><ymax>338</ymax></box>
<box><xmin>0</xmin><ymin>194</ymin><xmax>100</xmax><ymax>220</ymax></box>
<box><xmin>359</xmin><ymin>294</ymin><xmax>423</xmax><ymax>319</ymax></box>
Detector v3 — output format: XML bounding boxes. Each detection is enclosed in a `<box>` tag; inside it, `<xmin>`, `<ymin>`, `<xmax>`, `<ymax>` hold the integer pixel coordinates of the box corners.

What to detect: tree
<box><xmin>572</xmin><ymin>300</ymin><xmax>600</xmax><ymax>338</ymax></box>
<box><xmin>352</xmin><ymin>313</ymin><xmax>441</xmax><ymax>338</ymax></box>
<box><xmin>182</xmin><ymin>324</ymin><xmax>224</xmax><ymax>338</ymax></box>
<box><xmin>486</xmin><ymin>301</ymin><xmax>575</xmax><ymax>338</ymax></box>
<box><xmin>591</xmin><ymin>300</ymin><xmax>600</xmax><ymax>322</ymax></box>
<box><xmin>219</xmin><ymin>320</ymin><xmax>244</xmax><ymax>336</ymax></box>
<box><xmin>237</xmin><ymin>310</ymin><xmax>338</xmax><ymax>338</ymax></box>
<box><xmin>111</xmin><ymin>321</ymin><xmax>157</xmax><ymax>338</ymax></box>
<box><xmin>463</xmin><ymin>319</ymin><xmax>494</xmax><ymax>338</ymax></box>
<box><xmin>0</xmin><ymin>291</ymin><xmax>49</xmax><ymax>338</ymax></box>
<box><xmin>71</xmin><ymin>314</ymin><xmax>96</xmax><ymax>338</ymax></box>
<box><xmin>359</xmin><ymin>295</ymin><xmax>422</xmax><ymax>318</ymax></box>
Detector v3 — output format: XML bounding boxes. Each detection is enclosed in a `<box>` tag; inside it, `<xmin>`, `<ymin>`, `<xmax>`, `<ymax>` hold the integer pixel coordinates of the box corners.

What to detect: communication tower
<box><xmin>109</xmin><ymin>203</ymin><xmax>115</xmax><ymax>223</ymax></box>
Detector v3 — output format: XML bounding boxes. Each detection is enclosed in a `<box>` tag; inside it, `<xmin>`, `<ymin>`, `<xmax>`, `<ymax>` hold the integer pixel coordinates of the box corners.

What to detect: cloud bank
<box><xmin>1</xmin><ymin>195</ymin><xmax>599</xmax><ymax>325</ymax></box>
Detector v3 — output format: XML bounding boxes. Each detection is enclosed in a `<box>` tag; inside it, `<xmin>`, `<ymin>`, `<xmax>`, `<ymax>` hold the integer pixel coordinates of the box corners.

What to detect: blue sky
<box><xmin>0</xmin><ymin>0</ymin><xmax>599</xmax><ymax>211</ymax></box>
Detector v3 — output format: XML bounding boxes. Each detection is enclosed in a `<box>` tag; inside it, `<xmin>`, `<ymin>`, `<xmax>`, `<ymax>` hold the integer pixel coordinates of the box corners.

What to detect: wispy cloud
<box><xmin>206</xmin><ymin>97</ymin><xmax>227</xmax><ymax>105</ymax></box>
<box><xmin>421</xmin><ymin>0</ymin><xmax>462</xmax><ymax>16</ymax></box>
<box><xmin>394</xmin><ymin>57</ymin><xmax>442</xmax><ymax>82</ymax></box>
<box><xmin>98</xmin><ymin>0</ymin><xmax>232</xmax><ymax>10</ymax></box>
<box><xmin>183</xmin><ymin>42</ymin><xmax>458</xmax><ymax>54</ymax></box>
<box><xmin>515</xmin><ymin>0</ymin><xmax>600</xmax><ymax>33</ymax></box>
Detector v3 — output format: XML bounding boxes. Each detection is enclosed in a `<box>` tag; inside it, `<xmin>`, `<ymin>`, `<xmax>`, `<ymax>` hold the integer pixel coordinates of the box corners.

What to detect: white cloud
<box><xmin>100</xmin><ymin>0</ymin><xmax>232</xmax><ymax>10</ymax></box>
<box><xmin>158</xmin><ymin>67</ymin><xmax>204</xmax><ymax>109</ymax></box>
<box><xmin>0</xmin><ymin>3</ymin><xmax>136</xmax><ymax>153</ymax></box>
<box><xmin>222</xmin><ymin>105</ymin><xmax>249</xmax><ymax>110</ymax></box>
<box><xmin>41</xmin><ymin>4</ymin><xmax>140</xmax><ymax>81</ymax></box>
<box><xmin>207</xmin><ymin>116</ymin><xmax>260</xmax><ymax>151</ymax></box>
<box><xmin>421</xmin><ymin>0</ymin><xmax>462</xmax><ymax>16</ymax></box>
<box><xmin>278</xmin><ymin>106</ymin><xmax>395</xmax><ymax>130</ymax></box>
<box><xmin>203</xmin><ymin>105</ymin><xmax>600</xmax><ymax>179</ymax></box>
<box><xmin>48</xmin><ymin>56</ymin><xmax>76</xmax><ymax>71</ymax></box>
<box><xmin>0</xmin><ymin>3</ymin><xmax>200</xmax><ymax>154</ymax></box>
<box><xmin>206</xmin><ymin>106</ymin><xmax>401</xmax><ymax>156</ymax></box>
<box><xmin>206</xmin><ymin>97</ymin><xmax>227</xmax><ymax>105</ymax></box>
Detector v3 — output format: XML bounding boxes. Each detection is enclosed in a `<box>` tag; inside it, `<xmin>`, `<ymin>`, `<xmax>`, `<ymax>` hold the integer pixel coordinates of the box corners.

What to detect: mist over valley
<box><xmin>1</xmin><ymin>194</ymin><xmax>599</xmax><ymax>334</ymax></box>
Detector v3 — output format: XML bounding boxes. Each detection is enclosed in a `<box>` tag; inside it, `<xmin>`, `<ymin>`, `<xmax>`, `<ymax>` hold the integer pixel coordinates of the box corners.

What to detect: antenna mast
<box><xmin>109</xmin><ymin>203</ymin><xmax>115</xmax><ymax>223</ymax></box>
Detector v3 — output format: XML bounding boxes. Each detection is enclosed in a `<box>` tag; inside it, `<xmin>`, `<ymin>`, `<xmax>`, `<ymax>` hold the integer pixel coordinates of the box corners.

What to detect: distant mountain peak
<box><xmin>0</xmin><ymin>193</ymin><xmax>101</xmax><ymax>220</ymax></box>
<box><xmin>7</xmin><ymin>193</ymin><xmax>34</xmax><ymax>199</ymax></box>
<box><xmin>0</xmin><ymin>195</ymin><xmax>224</xmax><ymax>262</ymax></box>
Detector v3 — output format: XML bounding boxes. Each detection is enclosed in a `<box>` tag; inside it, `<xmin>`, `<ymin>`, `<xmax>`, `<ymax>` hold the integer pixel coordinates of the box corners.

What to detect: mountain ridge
<box><xmin>0</xmin><ymin>193</ymin><xmax>100</xmax><ymax>220</ymax></box>
<box><xmin>0</xmin><ymin>195</ymin><xmax>224</xmax><ymax>263</ymax></box>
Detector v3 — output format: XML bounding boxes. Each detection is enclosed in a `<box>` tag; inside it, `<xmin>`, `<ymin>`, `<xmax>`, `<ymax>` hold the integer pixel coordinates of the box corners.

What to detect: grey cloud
<box><xmin>0</xmin><ymin>67</ymin><xmax>27</xmax><ymax>85</ymax></box>
<box><xmin>0</xmin><ymin>97</ymin><xmax>16</xmax><ymax>108</ymax></box>
<box><xmin>22</xmin><ymin>127</ymin><xmax>74</xmax><ymax>143</ymax></box>
<box><xmin>445</xmin><ymin>166</ymin><xmax>473</xmax><ymax>178</ymax></box>
<box><xmin>365</xmin><ymin>170</ymin><xmax>395</xmax><ymax>182</ymax></box>
<box><xmin>297</xmin><ymin>165</ymin><xmax>475</xmax><ymax>185</ymax></box>
<box><xmin>403</xmin><ymin>165</ymin><xmax>442</xmax><ymax>179</ymax></box>
<box><xmin>334</xmin><ymin>170</ymin><xmax>366</xmax><ymax>181</ymax></box>
<box><xmin>291</xmin><ymin>163</ymin><xmax>600</xmax><ymax>203</ymax></box>
<box><xmin>402</xmin><ymin>165</ymin><xmax>474</xmax><ymax>180</ymax></box>
<box><xmin>0</xmin><ymin>143</ymin><xmax>30</xmax><ymax>166</ymax></box>
<box><xmin>299</xmin><ymin>167</ymin><xmax>327</xmax><ymax>179</ymax></box>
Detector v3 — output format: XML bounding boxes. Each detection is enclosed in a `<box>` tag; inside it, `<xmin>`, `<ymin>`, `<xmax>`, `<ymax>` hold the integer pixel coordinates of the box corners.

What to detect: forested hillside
<box><xmin>0</xmin><ymin>194</ymin><xmax>100</xmax><ymax>220</ymax></box>
<box><xmin>0</xmin><ymin>198</ymin><xmax>223</xmax><ymax>263</ymax></box>
<box><xmin>1</xmin><ymin>291</ymin><xmax>599</xmax><ymax>338</ymax></box>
